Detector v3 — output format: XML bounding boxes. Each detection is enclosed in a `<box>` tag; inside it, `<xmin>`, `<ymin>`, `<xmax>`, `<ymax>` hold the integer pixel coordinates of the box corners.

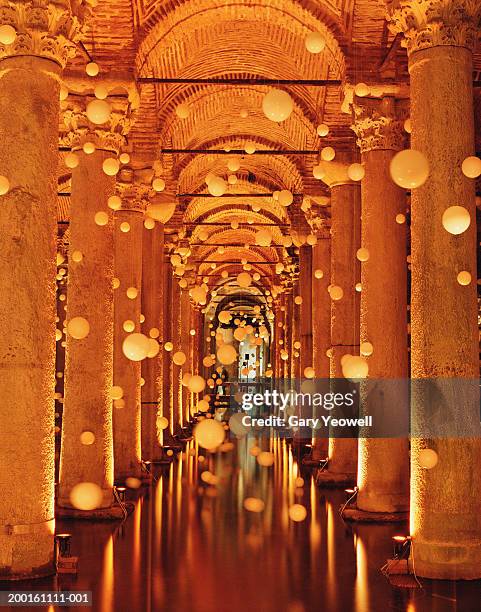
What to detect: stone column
<box><xmin>0</xmin><ymin>1</ymin><xmax>86</xmax><ymax>579</ymax></box>
<box><xmin>179</xmin><ymin>287</ymin><xmax>192</xmax><ymax>429</ymax></box>
<box><xmin>113</xmin><ymin>181</ymin><xmax>148</xmax><ymax>482</ymax></box>
<box><xmin>162</xmin><ymin>267</ymin><xmax>175</xmax><ymax>439</ymax></box>
<box><xmin>272</xmin><ymin>302</ymin><xmax>281</xmax><ymax>379</ymax></box>
<box><xmin>299</xmin><ymin>245</ymin><xmax>313</xmax><ymax>375</ymax></box>
<box><xmin>344</xmin><ymin>97</ymin><xmax>410</xmax><ymax>519</ymax></box>
<box><xmin>58</xmin><ymin>99</ymin><xmax>131</xmax><ymax>516</ymax></box>
<box><xmin>171</xmin><ymin>277</ymin><xmax>182</xmax><ymax>435</ymax></box>
<box><xmin>278</xmin><ymin>295</ymin><xmax>287</xmax><ymax>380</ymax></box>
<box><xmin>311</xmin><ymin>234</ymin><xmax>331</xmax><ymax>461</ymax></box>
<box><xmin>317</xmin><ymin>159</ymin><xmax>361</xmax><ymax>485</ymax></box>
<box><xmin>141</xmin><ymin>222</ymin><xmax>164</xmax><ymax>461</ymax></box>
<box><xmin>387</xmin><ymin>0</ymin><xmax>481</xmax><ymax>578</ymax></box>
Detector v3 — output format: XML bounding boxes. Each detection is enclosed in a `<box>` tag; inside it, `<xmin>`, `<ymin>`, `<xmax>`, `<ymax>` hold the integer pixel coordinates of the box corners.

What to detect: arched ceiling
<box><xmin>61</xmin><ymin>0</ymin><xmax>480</xmax><ymax>316</ymax></box>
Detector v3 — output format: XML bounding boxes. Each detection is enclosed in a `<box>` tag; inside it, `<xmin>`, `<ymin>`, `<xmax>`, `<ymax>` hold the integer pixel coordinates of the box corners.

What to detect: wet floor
<box><xmin>2</xmin><ymin>437</ymin><xmax>481</xmax><ymax>612</ymax></box>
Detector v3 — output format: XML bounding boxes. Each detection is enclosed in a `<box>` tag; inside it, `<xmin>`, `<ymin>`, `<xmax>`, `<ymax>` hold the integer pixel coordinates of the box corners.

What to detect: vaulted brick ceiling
<box><xmin>60</xmin><ymin>0</ymin><xmax>480</xmax><ymax>299</ymax></box>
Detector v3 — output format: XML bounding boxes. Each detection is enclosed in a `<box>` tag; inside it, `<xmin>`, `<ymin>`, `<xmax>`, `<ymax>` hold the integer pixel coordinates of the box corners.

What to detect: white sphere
<box><xmin>442</xmin><ymin>206</ymin><xmax>471</xmax><ymax>235</ymax></box>
<box><xmin>176</xmin><ymin>103</ymin><xmax>190</xmax><ymax>119</ymax></box>
<box><xmin>317</xmin><ymin>123</ymin><xmax>329</xmax><ymax>137</ymax></box>
<box><xmin>321</xmin><ymin>147</ymin><xmax>335</xmax><ymax>161</ymax></box>
<box><xmin>390</xmin><ymin>149</ymin><xmax>429</xmax><ymax>189</ymax></box>
<box><xmin>348</xmin><ymin>163</ymin><xmax>365</xmax><ymax>181</ymax></box>
<box><xmin>67</xmin><ymin>317</ymin><xmax>90</xmax><ymax>340</ymax></box>
<box><xmin>0</xmin><ymin>174</ymin><xmax>10</xmax><ymax>196</ymax></box>
<box><xmin>237</xmin><ymin>272</ymin><xmax>252</xmax><ymax>288</ymax></box>
<box><xmin>305</xmin><ymin>31</ymin><xmax>326</xmax><ymax>54</ymax></box>
<box><xmin>208</xmin><ymin>175</ymin><xmax>227</xmax><ymax>197</ymax></box>
<box><xmin>342</xmin><ymin>355</ymin><xmax>369</xmax><ymax>379</ymax></box>
<box><xmin>278</xmin><ymin>189</ymin><xmax>293</xmax><ymax>207</ymax></box>
<box><xmin>122</xmin><ymin>333</ymin><xmax>151</xmax><ymax>361</ymax></box>
<box><xmin>86</xmin><ymin>99</ymin><xmax>111</xmax><ymax>125</ymax></box>
<box><xmin>217</xmin><ymin>343</ymin><xmax>237</xmax><ymax>365</ymax></box>
<box><xmin>0</xmin><ymin>25</ymin><xmax>17</xmax><ymax>45</ymax></box>
<box><xmin>461</xmin><ymin>156</ymin><xmax>481</xmax><ymax>179</ymax></box>
<box><xmin>262</xmin><ymin>89</ymin><xmax>294</xmax><ymax>122</ymax></box>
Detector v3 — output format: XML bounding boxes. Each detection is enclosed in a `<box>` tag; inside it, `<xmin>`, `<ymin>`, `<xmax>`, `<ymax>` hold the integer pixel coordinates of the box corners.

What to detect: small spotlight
<box><xmin>116</xmin><ymin>486</ymin><xmax>127</xmax><ymax>502</ymax></box>
<box><xmin>55</xmin><ymin>533</ymin><xmax>72</xmax><ymax>558</ymax></box>
<box><xmin>392</xmin><ymin>535</ymin><xmax>410</xmax><ymax>557</ymax></box>
<box><xmin>344</xmin><ymin>487</ymin><xmax>358</xmax><ymax>502</ymax></box>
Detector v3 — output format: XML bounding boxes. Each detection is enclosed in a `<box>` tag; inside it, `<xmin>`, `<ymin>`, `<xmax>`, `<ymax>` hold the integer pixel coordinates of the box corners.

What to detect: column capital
<box><xmin>386</xmin><ymin>0</ymin><xmax>481</xmax><ymax>54</ymax></box>
<box><xmin>318</xmin><ymin>160</ymin><xmax>357</xmax><ymax>188</ymax></box>
<box><xmin>351</xmin><ymin>96</ymin><xmax>408</xmax><ymax>154</ymax></box>
<box><xmin>0</xmin><ymin>0</ymin><xmax>90</xmax><ymax>67</ymax></box>
<box><xmin>116</xmin><ymin>178</ymin><xmax>151</xmax><ymax>212</ymax></box>
<box><xmin>60</xmin><ymin>97</ymin><xmax>132</xmax><ymax>154</ymax></box>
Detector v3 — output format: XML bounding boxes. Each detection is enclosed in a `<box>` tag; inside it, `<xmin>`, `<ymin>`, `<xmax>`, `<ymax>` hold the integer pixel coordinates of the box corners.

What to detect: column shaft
<box><xmin>311</xmin><ymin>238</ymin><xmax>331</xmax><ymax>460</ymax></box>
<box><xmin>180</xmin><ymin>288</ymin><xmax>192</xmax><ymax>426</ymax></box>
<box><xmin>113</xmin><ymin>208</ymin><xmax>143</xmax><ymax>480</ymax></box>
<box><xmin>408</xmin><ymin>43</ymin><xmax>481</xmax><ymax>578</ymax></box>
<box><xmin>357</xmin><ymin>145</ymin><xmax>409</xmax><ymax>514</ymax></box>
<box><xmin>0</xmin><ymin>56</ymin><xmax>60</xmax><ymax>579</ymax></box>
<box><xmin>328</xmin><ymin>182</ymin><xmax>360</xmax><ymax>477</ymax></box>
<box><xmin>171</xmin><ymin>279</ymin><xmax>182</xmax><ymax>434</ymax></box>
<box><xmin>141</xmin><ymin>223</ymin><xmax>164</xmax><ymax>460</ymax></box>
<box><xmin>299</xmin><ymin>246</ymin><xmax>313</xmax><ymax>375</ymax></box>
<box><xmin>59</xmin><ymin>149</ymin><xmax>116</xmax><ymax>511</ymax></box>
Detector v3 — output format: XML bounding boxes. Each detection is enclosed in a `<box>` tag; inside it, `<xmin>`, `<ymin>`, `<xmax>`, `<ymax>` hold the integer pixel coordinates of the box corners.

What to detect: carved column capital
<box><xmin>60</xmin><ymin>97</ymin><xmax>132</xmax><ymax>154</ymax></box>
<box><xmin>351</xmin><ymin>97</ymin><xmax>408</xmax><ymax>153</ymax></box>
<box><xmin>386</xmin><ymin>0</ymin><xmax>481</xmax><ymax>54</ymax></box>
<box><xmin>116</xmin><ymin>178</ymin><xmax>151</xmax><ymax>213</ymax></box>
<box><xmin>317</xmin><ymin>160</ymin><xmax>357</xmax><ymax>189</ymax></box>
<box><xmin>0</xmin><ymin>0</ymin><xmax>90</xmax><ymax>67</ymax></box>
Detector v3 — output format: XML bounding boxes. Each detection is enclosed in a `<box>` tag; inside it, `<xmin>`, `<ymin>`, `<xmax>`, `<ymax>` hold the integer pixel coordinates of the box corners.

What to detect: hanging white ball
<box><xmin>262</xmin><ymin>89</ymin><xmax>294</xmax><ymax>123</ymax></box>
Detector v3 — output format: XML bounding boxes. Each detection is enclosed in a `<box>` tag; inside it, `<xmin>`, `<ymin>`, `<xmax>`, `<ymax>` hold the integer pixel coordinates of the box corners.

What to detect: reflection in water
<box><xmin>99</xmin><ymin>536</ymin><xmax>113</xmax><ymax>612</ymax></box>
<box><xmin>4</xmin><ymin>437</ymin><xmax>479</xmax><ymax>612</ymax></box>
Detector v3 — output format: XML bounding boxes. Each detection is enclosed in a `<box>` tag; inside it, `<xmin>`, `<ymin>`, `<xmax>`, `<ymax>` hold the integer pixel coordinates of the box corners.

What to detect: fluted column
<box><xmin>0</xmin><ymin>0</ymin><xmax>86</xmax><ymax>579</ymax></box>
<box><xmin>141</xmin><ymin>222</ymin><xmax>164</xmax><ymax>461</ymax></box>
<box><xmin>346</xmin><ymin>96</ymin><xmax>409</xmax><ymax>518</ymax></box>
<box><xmin>318</xmin><ymin>159</ymin><xmax>361</xmax><ymax>484</ymax></box>
<box><xmin>113</xmin><ymin>182</ymin><xmax>148</xmax><ymax>481</ymax></box>
<box><xmin>387</xmin><ymin>0</ymin><xmax>481</xmax><ymax>578</ymax></box>
<box><xmin>58</xmin><ymin>98</ymin><xmax>131</xmax><ymax>515</ymax></box>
